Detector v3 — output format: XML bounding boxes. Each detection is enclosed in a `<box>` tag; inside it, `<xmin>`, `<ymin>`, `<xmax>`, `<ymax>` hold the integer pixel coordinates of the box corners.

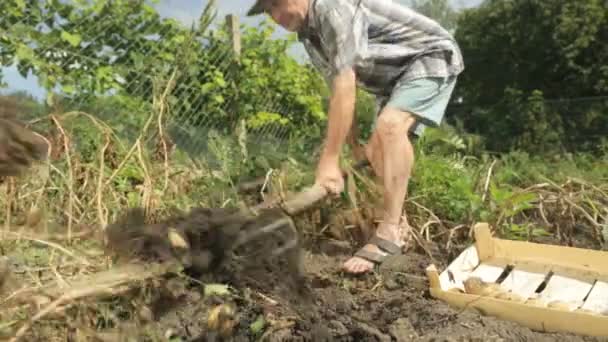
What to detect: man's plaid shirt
<box><xmin>297</xmin><ymin>0</ymin><xmax>465</xmax><ymax>98</ymax></box>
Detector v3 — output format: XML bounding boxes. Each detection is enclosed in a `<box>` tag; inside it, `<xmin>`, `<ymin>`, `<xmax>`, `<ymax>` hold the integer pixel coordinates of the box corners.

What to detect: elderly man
<box><xmin>247</xmin><ymin>0</ymin><xmax>464</xmax><ymax>274</ymax></box>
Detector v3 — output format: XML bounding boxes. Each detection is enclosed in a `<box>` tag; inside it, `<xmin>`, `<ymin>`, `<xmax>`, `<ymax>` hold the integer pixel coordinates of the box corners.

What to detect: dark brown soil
<box><xmin>0</xmin><ymin>113</ymin><xmax>49</xmax><ymax>177</ymax></box>
<box><xmin>103</xmin><ymin>205</ymin><xmax>607</xmax><ymax>342</ymax></box>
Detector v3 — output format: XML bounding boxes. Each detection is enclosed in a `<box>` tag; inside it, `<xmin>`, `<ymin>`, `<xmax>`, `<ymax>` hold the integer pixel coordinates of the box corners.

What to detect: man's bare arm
<box><xmin>319</xmin><ymin>67</ymin><xmax>357</xmax><ymax>164</ymax></box>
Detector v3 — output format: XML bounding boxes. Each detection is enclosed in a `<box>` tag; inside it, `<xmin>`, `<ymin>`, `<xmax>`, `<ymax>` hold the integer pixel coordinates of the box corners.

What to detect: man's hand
<box><xmin>315</xmin><ymin>156</ymin><xmax>344</xmax><ymax>195</ymax></box>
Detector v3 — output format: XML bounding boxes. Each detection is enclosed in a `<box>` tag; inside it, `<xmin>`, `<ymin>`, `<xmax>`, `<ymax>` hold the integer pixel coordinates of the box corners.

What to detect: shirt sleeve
<box><xmin>317</xmin><ymin>0</ymin><xmax>368</xmax><ymax>77</ymax></box>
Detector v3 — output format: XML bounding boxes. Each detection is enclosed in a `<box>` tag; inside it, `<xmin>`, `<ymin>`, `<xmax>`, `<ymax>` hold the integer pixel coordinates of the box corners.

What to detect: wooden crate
<box><xmin>426</xmin><ymin>223</ymin><xmax>608</xmax><ymax>338</ymax></box>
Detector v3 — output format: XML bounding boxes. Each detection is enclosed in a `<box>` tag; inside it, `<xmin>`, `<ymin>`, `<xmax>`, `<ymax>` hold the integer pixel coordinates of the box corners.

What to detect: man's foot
<box><xmin>343</xmin><ymin>222</ymin><xmax>406</xmax><ymax>274</ymax></box>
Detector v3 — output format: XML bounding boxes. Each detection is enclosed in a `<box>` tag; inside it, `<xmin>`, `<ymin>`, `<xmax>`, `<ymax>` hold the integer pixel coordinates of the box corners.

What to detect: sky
<box><xmin>2</xmin><ymin>0</ymin><xmax>484</xmax><ymax>99</ymax></box>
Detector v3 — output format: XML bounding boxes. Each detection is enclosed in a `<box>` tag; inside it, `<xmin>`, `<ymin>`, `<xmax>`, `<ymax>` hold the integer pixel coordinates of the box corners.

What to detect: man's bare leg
<box><xmin>343</xmin><ymin>107</ymin><xmax>415</xmax><ymax>274</ymax></box>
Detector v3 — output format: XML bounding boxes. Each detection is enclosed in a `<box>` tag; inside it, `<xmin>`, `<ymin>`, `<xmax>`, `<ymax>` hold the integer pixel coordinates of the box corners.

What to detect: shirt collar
<box><xmin>297</xmin><ymin>0</ymin><xmax>317</xmax><ymax>40</ymax></box>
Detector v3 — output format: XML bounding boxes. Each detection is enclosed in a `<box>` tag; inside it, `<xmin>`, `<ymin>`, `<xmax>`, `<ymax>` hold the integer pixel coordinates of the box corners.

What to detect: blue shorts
<box><xmin>374</xmin><ymin>76</ymin><xmax>458</xmax><ymax>137</ymax></box>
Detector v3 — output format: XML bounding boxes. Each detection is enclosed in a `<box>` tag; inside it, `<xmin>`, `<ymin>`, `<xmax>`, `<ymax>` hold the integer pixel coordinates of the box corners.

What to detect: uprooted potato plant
<box><xmin>0</xmin><ymin>95</ymin><xmax>607</xmax><ymax>341</ymax></box>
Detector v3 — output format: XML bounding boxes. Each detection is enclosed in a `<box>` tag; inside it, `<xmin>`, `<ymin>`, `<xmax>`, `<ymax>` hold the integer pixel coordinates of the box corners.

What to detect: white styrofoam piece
<box><xmin>500</xmin><ymin>267</ymin><xmax>548</xmax><ymax>300</ymax></box>
<box><xmin>469</xmin><ymin>263</ymin><xmax>507</xmax><ymax>284</ymax></box>
<box><xmin>538</xmin><ymin>274</ymin><xmax>595</xmax><ymax>310</ymax></box>
<box><xmin>581</xmin><ymin>281</ymin><xmax>608</xmax><ymax>315</ymax></box>
<box><xmin>439</xmin><ymin>245</ymin><xmax>480</xmax><ymax>291</ymax></box>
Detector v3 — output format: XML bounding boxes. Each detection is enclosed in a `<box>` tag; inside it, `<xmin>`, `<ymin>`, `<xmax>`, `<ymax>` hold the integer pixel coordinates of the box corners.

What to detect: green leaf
<box><xmin>201</xmin><ymin>83</ymin><xmax>214</xmax><ymax>94</ymax></box>
<box><xmin>215</xmin><ymin>77</ymin><xmax>227</xmax><ymax>88</ymax></box>
<box><xmin>60</xmin><ymin>31</ymin><xmax>82</xmax><ymax>47</ymax></box>
<box><xmin>532</xmin><ymin>228</ymin><xmax>551</xmax><ymax>237</ymax></box>
<box><xmin>93</xmin><ymin>0</ymin><xmax>107</xmax><ymax>14</ymax></box>
<box><xmin>213</xmin><ymin>94</ymin><xmax>224</xmax><ymax>104</ymax></box>
<box><xmin>249</xmin><ymin>315</ymin><xmax>266</xmax><ymax>335</ymax></box>
<box><xmin>127</xmin><ymin>192</ymin><xmax>140</xmax><ymax>207</ymax></box>
<box><xmin>15</xmin><ymin>44</ymin><xmax>34</xmax><ymax>61</ymax></box>
<box><xmin>173</xmin><ymin>34</ymin><xmax>185</xmax><ymax>44</ymax></box>
<box><xmin>15</xmin><ymin>0</ymin><xmax>26</xmax><ymax>10</ymax></box>
<box><xmin>203</xmin><ymin>284</ymin><xmax>231</xmax><ymax>297</ymax></box>
<box><xmin>254</xmin><ymin>156</ymin><xmax>271</xmax><ymax>170</ymax></box>
<box><xmin>130</xmin><ymin>52</ymin><xmax>144</xmax><ymax>69</ymax></box>
<box><xmin>95</xmin><ymin>66</ymin><xmax>112</xmax><ymax>79</ymax></box>
<box><xmin>61</xmin><ymin>84</ymin><xmax>75</xmax><ymax>94</ymax></box>
<box><xmin>247</xmin><ymin>112</ymin><xmax>289</xmax><ymax>128</ymax></box>
<box><xmin>160</xmin><ymin>52</ymin><xmax>175</xmax><ymax>61</ymax></box>
<box><xmin>46</xmin><ymin>93</ymin><xmax>55</xmax><ymax>107</ymax></box>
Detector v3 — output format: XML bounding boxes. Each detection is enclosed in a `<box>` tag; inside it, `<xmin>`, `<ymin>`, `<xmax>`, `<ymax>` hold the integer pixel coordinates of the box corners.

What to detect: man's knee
<box><xmin>375</xmin><ymin>107</ymin><xmax>416</xmax><ymax>139</ymax></box>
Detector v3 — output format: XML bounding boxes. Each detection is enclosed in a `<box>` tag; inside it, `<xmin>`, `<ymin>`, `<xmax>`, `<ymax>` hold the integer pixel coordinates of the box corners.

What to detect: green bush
<box><xmin>409</xmin><ymin>153</ymin><xmax>480</xmax><ymax>223</ymax></box>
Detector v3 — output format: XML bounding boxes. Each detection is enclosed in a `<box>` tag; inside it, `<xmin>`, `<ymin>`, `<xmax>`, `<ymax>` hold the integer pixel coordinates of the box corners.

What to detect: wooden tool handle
<box><xmin>250</xmin><ymin>159</ymin><xmax>370</xmax><ymax>214</ymax></box>
<box><xmin>280</xmin><ymin>160</ymin><xmax>371</xmax><ymax>215</ymax></box>
<box><xmin>280</xmin><ymin>184</ymin><xmax>329</xmax><ymax>216</ymax></box>
<box><xmin>249</xmin><ymin>184</ymin><xmax>328</xmax><ymax>214</ymax></box>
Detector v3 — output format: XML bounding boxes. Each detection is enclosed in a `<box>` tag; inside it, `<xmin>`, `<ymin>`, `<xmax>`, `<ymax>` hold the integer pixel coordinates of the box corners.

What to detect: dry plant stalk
<box><xmin>7</xmin><ymin>261</ymin><xmax>177</xmax><ymax>342</ymax></box>
<box><xmin>481</xmin><ymin>159</ymin><xmax>497</xmax><ymax>203</ymax></box>
<box><xmin>97</xmin><ymin>135</ymin><xmax>111</xmax><ymax>227</ymax></box>
<box><xmin>152</xmin><ymin>70</ymin><xmax>177</xmax><ymax>194</ymax></box>
<box><xmin>4</xmin><ymin>177</ymin><xmax>16</xmax><ymax>233</ymax></box>
<box><xmin>87</xmin><ymin>69</ymin><xmax>179</xmax><ymax>223</ymax></box>
<box><xmin>136</xmin><ymin>141</ymin><xmax>153</xmax><ymax>217</ymax></box>
<box><xmin>50</xmin><ymin>115</ymin><xmax>75</xmax><ymax>242</ymax></box>
<box><xmin>1</xmin><ymin>228</ymin><xmax>95</xmax><ymax>243</ymax></box>
<box><xmin>0</xmin><ymin>231</ymin><xmax>91</xmax><ymax>266</ymax></box>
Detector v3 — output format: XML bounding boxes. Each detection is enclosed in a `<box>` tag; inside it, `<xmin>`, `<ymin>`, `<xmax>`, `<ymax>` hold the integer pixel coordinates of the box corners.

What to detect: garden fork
<box><xmin>230</xmin><ymin>159</ymin><xmax>372</xmax><ymax>259</ymax></box>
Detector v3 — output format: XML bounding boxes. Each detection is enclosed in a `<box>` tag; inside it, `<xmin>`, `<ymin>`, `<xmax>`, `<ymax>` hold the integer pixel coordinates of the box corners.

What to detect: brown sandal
<box><xmin>353</xmin><ymin>235</ymin><xmax>403</xmax><ymax>266</ymax></box>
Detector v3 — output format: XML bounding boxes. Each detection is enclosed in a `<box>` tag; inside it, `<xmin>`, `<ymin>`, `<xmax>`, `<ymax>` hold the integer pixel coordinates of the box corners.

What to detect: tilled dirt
<box><xmin>103</xmin><ymin>206</ymin><xmax>607</xmax><ymax>342</ymax></box>
<box><xmin>153</xmin><ymin>251</ymin><xmax>604</xmax><ymax>342</ymax></box>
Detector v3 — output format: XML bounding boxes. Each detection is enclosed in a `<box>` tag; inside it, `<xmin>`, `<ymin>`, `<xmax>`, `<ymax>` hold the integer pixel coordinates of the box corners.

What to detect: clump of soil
<box><xmin>104</xmin><ymin>206</ymin><xmax>604</xmax><ymax>342</ymax></box>
<box><xmin>0</xmin><ymin>97</ymin><xmax>49</xmax><ymax>178</ymax></box>
<box><xmin>105</xmin><ymin>205</ymin><xmax>304</xmax><ymax>283</ymax></box>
